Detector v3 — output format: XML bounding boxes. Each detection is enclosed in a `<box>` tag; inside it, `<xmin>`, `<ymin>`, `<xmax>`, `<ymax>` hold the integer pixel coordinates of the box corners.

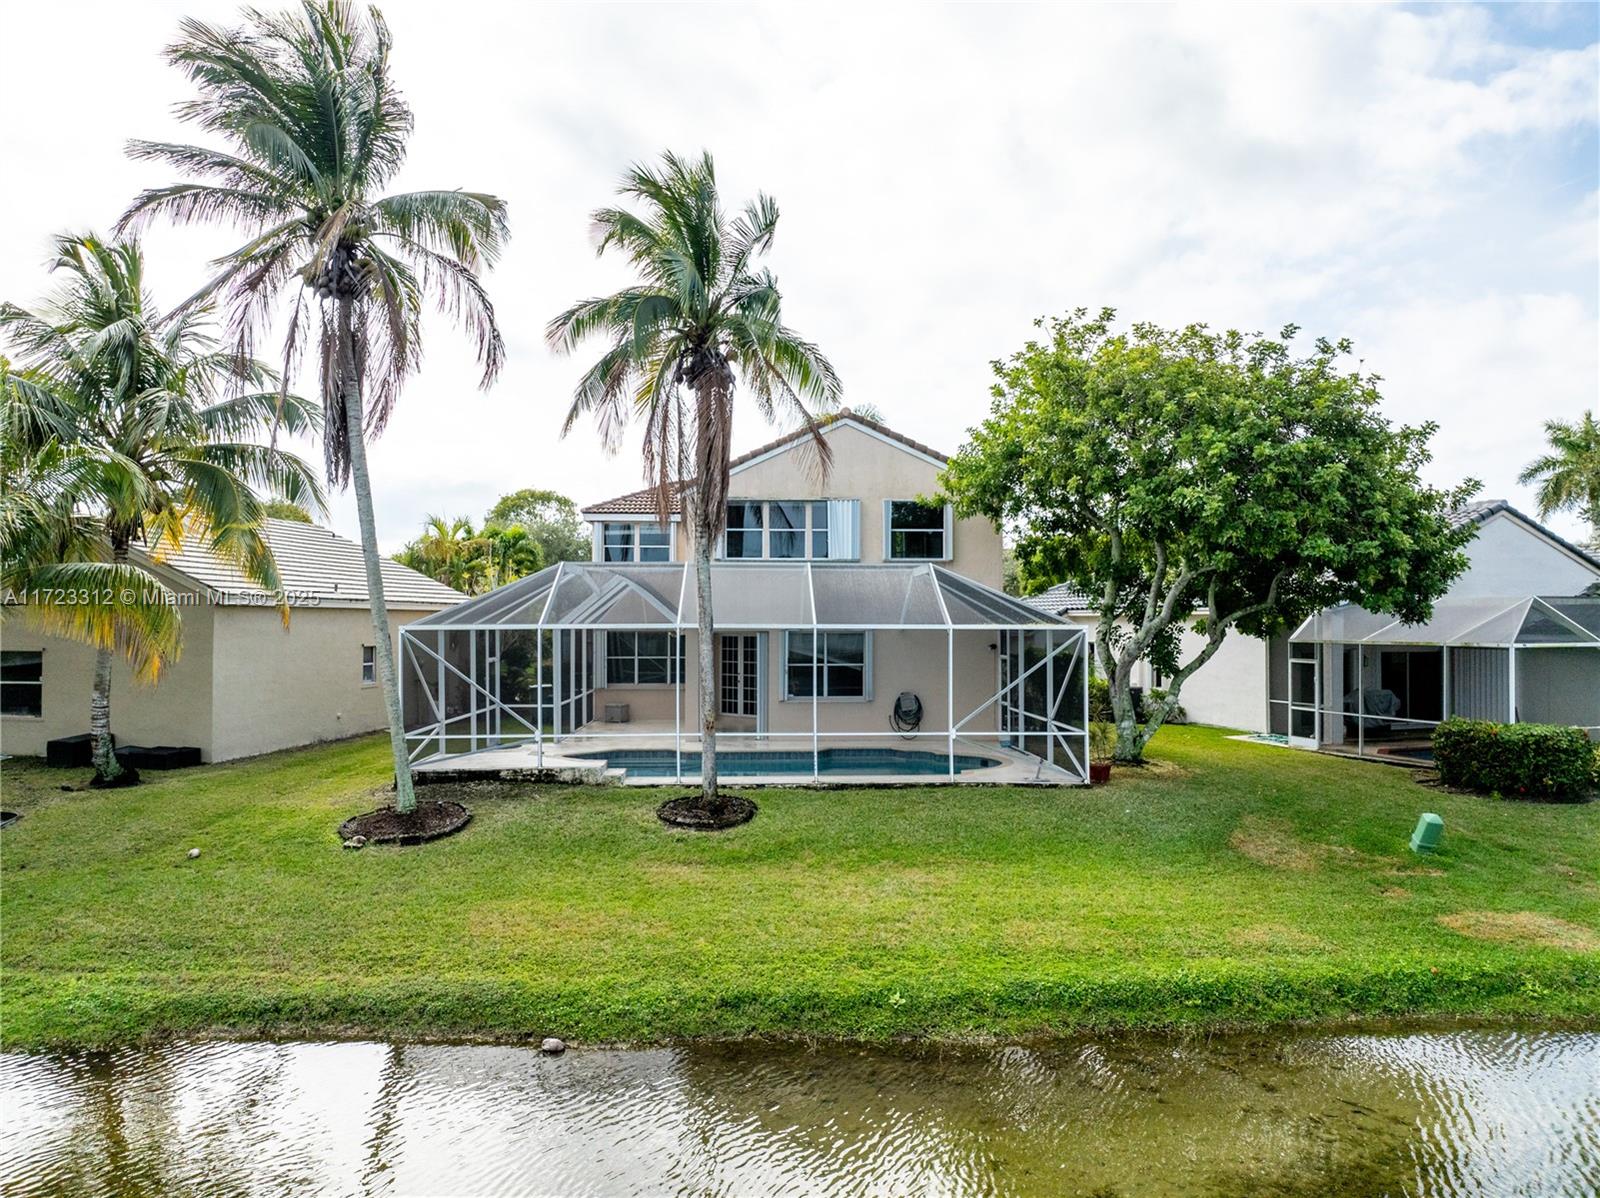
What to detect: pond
<box><xmin>3</xmin><ymin>1030</ymin><xmax>1597</xmax><ymax>1196</ymax></box>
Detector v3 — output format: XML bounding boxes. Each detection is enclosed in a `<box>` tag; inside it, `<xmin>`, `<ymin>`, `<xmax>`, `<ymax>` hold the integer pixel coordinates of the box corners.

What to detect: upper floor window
<box><xmin>724</xmin><ymin>501</ymin><xmax>832</xmax><ymax>560</ymax></box>
<box><xmin>1</xmin><ymin>650</ymin><xmax>42</xmax><ymax>716</ymax></box>
<box><xmin>886</xmin><ymin>500</ymin><xmax>949</xmax><ymax>560</ymax></box>
<box><xmin>602</xmin><ymin>522</ymin><xmax>671</xmax><ymax>563</ymax></box>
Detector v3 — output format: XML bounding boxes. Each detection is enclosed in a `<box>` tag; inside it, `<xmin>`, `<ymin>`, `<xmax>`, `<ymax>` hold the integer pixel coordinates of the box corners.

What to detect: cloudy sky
<box><xmin>3</xmin><ymin>1</ymin><xmax>1596</xmax><ymax>550</ymax></box>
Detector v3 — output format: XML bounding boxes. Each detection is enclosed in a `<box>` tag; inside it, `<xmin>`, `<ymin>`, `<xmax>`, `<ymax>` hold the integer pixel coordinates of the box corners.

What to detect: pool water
<box><xmin>574</xmin><ymin>747</ymin><xmax>999</xmax><ymax>778</ymax></box>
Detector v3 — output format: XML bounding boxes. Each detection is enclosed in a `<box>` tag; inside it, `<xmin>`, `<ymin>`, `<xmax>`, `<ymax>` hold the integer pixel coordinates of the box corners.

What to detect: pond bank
<box><xmin>4</xmin><ymin>727</ymin><xmax>1597</xmax><ymax>1051</ymax></box>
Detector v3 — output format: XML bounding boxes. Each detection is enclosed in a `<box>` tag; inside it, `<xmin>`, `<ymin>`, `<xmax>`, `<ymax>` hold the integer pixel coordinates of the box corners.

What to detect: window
<box><xmin>601</xmin><ymin>522</ymin><xmax>672</xmax><ymax>563</ymax></box>
<box><xmin>784</xmin><ymin>631</ymin><xmax>869</xmax><ymax>700</ymax></box>
<box><xmin>1</xmin><ymin>650</ymin><xmax>42</xmax><ymax>717</ymax></box>
<box><xmin>637</xmin><ymin>523</ymin><xmax>671</xmax><ymax>563</ymax></box>
<box><xmin>361</xmin><ymin>645</ymin><xmax>377</xmax><ymax>686</ymax></box>
<box><xmin>725</xmin><ymin>502</ymin><xmax>764</xmax><ymax>559</ymax></box>
<box><xmin>602</xmin><ymin>523</ymin><xmax>635</xmax><ymax>563</ymax></box>
<box><xmin>811</xmin><ymin>501</ymin><xmax>829</xmax><ymax>558</ymax></box>
<box><xmin>606</xmin><ymin>631</ymin><xmax>682</xmax><ymax>685</ymax></box>
<box><xmin>723</xmin><ymin>501</ymin><xmax>831</xmax><ymax>559</ymax></box>
<box><xmin>769</xmin><ymin>502</ymin><xmax>807</xmax><ymax>558</ymax></box>
<box><xmin>887</xmin><ymin>500</ymin><xmax>947</xmax><ymax>560</ymax></box>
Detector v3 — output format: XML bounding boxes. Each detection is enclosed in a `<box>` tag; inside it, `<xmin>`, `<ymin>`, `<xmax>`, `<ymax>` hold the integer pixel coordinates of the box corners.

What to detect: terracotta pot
<box><xmin>1089</xmin><ymin>761</ymin><xmax>1112</xmax><ymax>785</ymax></box>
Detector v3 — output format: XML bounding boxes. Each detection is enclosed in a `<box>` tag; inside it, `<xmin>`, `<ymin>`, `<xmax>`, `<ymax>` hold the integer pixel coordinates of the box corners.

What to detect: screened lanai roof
<box><xmin>1290</xmin><ymin>596</ymin><xmax>1600</xmax><ymax>648</ymax></box>
<box><xmin>406</xmin><ymin>561</ymin><xmax>1067</xmax><ymax>630</ymax></box>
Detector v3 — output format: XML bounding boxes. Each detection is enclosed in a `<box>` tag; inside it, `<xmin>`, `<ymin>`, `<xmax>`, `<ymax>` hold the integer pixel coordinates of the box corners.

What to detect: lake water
<box><xmin>3</xmin><ymin>1030</ymin><xmax>1597</xmax><ymax>1196</ymax></box>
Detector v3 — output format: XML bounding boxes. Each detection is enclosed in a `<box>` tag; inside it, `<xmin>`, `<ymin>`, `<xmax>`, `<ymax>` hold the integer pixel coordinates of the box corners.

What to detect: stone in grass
<box><xmin>343</xmin><ymin>835</ymin><xmax>367</xmax><ymax>851</ymax></box>
<box><xmin>540</xmin><ymin>1037</ymin><xmax>566</xmax><ymax>1055</ymax></box>
<box><xmin>187</xmin><ymin>847</ymin><xmax>201</xmax><ymax>859</ymax></box>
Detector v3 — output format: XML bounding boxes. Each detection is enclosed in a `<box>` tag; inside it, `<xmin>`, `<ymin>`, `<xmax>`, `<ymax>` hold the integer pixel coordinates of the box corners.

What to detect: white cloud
<box><xmin>0</xmin><ymin>1</ymin><xmax>1594</xmax><ymax>549</ymax></box>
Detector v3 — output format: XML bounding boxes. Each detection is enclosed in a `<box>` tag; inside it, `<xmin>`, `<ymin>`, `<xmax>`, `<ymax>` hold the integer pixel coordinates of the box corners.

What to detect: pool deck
<box><xmin>413</xmin><ymin>720</ymin><xmax>1083</xmax><ymax>787</ymax></box>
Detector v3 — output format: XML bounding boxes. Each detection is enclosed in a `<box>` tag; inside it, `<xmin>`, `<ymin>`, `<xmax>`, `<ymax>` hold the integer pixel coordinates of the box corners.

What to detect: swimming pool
<box><xmin>574</xmin><ymin>747</ymin><xmax>1000</xmax><ymax>778</ymax></box>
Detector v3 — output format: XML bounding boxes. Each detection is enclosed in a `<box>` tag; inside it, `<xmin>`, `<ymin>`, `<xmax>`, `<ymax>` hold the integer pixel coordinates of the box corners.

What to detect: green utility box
<box><xmin>1410</xmin><ymin>812</ymin><xmax>1443</xmax><ymax>854</ymax></box>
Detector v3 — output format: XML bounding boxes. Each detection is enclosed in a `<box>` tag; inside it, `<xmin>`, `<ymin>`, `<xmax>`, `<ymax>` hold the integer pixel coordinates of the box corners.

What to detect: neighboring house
<box><xmin>1</xmin><ymin>519</ymin><xmax>463</xmax><ymax>763</ymax></box>
<box><xmin>1023</xmin><ymin>583</ymin><xmax>1266</xmax><ymax>732</ymax></box>
<box><xmin>1029</xmin><ymin>500</ymin><xmax>1600</xmax><ymax>755</ymax></box>
<box><xmin>400</xmin><ymin>411</ymin><xmax>1089</xmax><ymax>785</ymax></box>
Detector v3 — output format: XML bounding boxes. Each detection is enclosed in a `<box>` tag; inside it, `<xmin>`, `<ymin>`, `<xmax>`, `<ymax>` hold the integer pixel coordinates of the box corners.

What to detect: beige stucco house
<box><xmin>1</xmin><ymin>519</ymin><xmax>462</xmax><ymax>763</ymax></box>
<box><xmin>400</xmin><ymin>412</ymin><xmax>1089</xmax><ymax>785</ymax></box>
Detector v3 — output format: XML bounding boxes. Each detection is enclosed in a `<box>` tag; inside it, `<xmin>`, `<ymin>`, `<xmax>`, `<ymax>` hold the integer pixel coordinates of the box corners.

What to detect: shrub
<box><xmin>1089</xmin><ymin>676</ymin><xmax>1112</xmax><ymax>721</ymax></box>
<box><xmin>1147</xmin><ymin>687</ymin><xmax>1188</xmax><ymax>725</ymax></box>
<box><xmin>1432</xmin><ymin>718</ymin><xmax>1596</xmax><ymax>801</ymax></box>
<box><xmin>1086</xmin><ymin>678</ymin><xmax>1187</xmax><ymax>725</ymax></box>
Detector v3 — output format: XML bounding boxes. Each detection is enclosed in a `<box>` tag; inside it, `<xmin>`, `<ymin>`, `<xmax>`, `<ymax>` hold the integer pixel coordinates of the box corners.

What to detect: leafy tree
<box><xmin>548</xmin><ymin>150</ymin><xmax>841</xmax><ymax>807</ymax></box>
<box><xmin>263</xmin><ymin>499</ymin><xmax>314</xmax><ymax>523</ymax></box>
<box><xmin>1518</xmin><ymin>412</ymin><xmax>1600</xmax><ymax>548</ymax></box>
<box><xmin>119</xmin><ymin>1</ymin><xmax>509</xmax><ymax>813</ymax></box>
<box><xmin>1</xmin><ymin>234</ymin><xmax>322</xmax><ymax>784</ymax></box>
<box><xmin>484</xmin><ymin>488</ymin><xmax>588</xmax><ymax>564</ymax></box>
<box><xmin>943</xmin><ymin>309</ymin><xmax>1479</xmax><ymax>763</ymax></box>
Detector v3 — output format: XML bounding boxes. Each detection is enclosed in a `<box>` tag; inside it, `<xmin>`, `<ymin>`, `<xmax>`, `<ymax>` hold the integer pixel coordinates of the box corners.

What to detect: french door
<box><xmin>720</xmin><ymin>634</ymin><xmax>760</xmax><ymax>719</ymax></box>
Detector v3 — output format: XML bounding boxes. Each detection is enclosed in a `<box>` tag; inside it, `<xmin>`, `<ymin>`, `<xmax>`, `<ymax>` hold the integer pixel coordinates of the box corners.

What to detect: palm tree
<box><xmin>1</xmin><ymin>234</ymin><xmax>322</xmax><ymax>785</ymax></box>
<box><xmin>480</xmin><ymin>522</ymin><xmax>541</xmax><ymax>590</ymax></box>
<box><xmin>397</xmin><ymin>514</ymin><xmax>483</xmax><ymax>592</ymax></box>
<box><xmin>1519</xmin><ymin>413</ymin><xmax>1600</xmax><ymax>547</ymax></box>
<box><xmin>118</xmin><ymin>0</ymin><xmax>509</xmax><ymax>814</ymax></box>
<box><xmin>0</xmin><ymin>422</ymin><xmax>184</xmax><ymax>700</ymax></box>
<box><xmin>548</xmin><ymin>151</ymin><xmax>841</xmax><ymax>807</ymax></box>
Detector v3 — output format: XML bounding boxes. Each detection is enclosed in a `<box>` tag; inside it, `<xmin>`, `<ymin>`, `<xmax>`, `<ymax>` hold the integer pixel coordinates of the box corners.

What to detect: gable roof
<box><xmin>1451</xmin><ymin>499</ymin><xmax>1600</xmax><ymax>573</ymax></box>
<box><xmin>136</xmin><ymin>518</ymin><xmax>464</xmax><ymax>610</ymax></box>
<box><xmin>580</xmin><ymin>410</ymin><xmax>950</xmax><ymax>517</ymax></box>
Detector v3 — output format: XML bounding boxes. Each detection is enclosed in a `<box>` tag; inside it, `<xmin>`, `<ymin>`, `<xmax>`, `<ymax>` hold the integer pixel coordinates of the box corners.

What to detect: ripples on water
<box><xmin>2</xmin><ymin>1031</ymin><xmax>1597</xmax><ymax>1196</ymax></box>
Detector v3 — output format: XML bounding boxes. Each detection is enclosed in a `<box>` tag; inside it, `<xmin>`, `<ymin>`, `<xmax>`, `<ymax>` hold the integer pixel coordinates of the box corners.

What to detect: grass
<box><xmin>2</xmin><ymin>725</ymin><xmax>1597</xmax><ymax>1050</ymax></box>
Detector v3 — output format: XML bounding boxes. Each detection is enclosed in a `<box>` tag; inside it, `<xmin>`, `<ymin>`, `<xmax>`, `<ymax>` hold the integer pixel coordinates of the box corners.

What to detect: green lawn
<box><xmin>2</xmin><ymin>725</ymin><xmax>1596</xmax><ymax>1049</ymax></box>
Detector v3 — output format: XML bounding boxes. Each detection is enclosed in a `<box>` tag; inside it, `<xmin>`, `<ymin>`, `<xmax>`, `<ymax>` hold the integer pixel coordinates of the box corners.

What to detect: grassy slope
<box><xmin>2</xmin><ymin>726</ymin><xmax>1596</xmax><ymax>1049</ymax></box>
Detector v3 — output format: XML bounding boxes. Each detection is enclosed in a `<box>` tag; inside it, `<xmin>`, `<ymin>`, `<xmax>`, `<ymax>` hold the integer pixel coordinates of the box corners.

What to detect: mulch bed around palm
<box><xmin>657</xmin><ymin>794</ymin><xmax>757</xmax><ymax>830</ymax></box>
<box><xmin>339</xmin><ymin>799</ymin><xmax>471</xmax><ymax>845</ymax></box>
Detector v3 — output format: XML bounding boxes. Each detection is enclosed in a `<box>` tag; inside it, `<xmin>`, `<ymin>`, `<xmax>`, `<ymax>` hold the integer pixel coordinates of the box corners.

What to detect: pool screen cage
<box><xmin>398</xmin><ymin>561</ymin><xmax>1089</xmax><ymax>782</ymax></box>
<box><xmin>1276</xmin><ymin>594</ymin><xmax>1600</xmax><ymax>754</ymax></box>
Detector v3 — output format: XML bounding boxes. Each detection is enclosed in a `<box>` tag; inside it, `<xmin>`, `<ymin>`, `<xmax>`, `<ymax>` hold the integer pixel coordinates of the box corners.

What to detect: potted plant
<box><xmin>1089</xmin><ymin>722</ymin><xmax>1116</xmax><ymax>784</ymax></box>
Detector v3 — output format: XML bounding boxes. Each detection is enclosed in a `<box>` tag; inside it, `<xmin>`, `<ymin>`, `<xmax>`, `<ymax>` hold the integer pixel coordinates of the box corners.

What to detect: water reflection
<box><xmin>3</xmin><ymin>1031</ymin><xmax>1596</xmax><ymax>1196</ymax></box>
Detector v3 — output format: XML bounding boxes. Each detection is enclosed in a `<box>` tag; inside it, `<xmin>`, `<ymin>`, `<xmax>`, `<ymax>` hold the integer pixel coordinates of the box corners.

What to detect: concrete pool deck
<box><xmin>413</xmin><ymin>720</ymin><xmax>1083</xmax><ymax>786</ymax></box>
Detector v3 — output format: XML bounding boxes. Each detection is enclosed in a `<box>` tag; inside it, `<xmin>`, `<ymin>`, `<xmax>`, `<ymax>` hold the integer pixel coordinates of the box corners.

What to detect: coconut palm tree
<box><xmin>1</xmin><ymin>234</ymin><xmax>322</xmax><ymax>785</ymax></box>
<box><xmin>548</xmin><ymin>151</ymin><xmax>841</xmax><ymax>807</ymax></box>
<box><xmin>117</xmin><ymin>0</ymin><xmax>509</xmax><ymax>813</ymax></box>
<box><xmin>1519</xmin><ymin>413</ymin><xmax>1600</xmax><ymax>547</ymax></box>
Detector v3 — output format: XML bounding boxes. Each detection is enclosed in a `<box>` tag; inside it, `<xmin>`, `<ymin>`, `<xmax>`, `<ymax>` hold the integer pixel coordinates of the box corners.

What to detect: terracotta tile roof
<box><xmin>580</xmin><ymin>410</ymin><xmax>950</xmax><ymax>516</ymax></box>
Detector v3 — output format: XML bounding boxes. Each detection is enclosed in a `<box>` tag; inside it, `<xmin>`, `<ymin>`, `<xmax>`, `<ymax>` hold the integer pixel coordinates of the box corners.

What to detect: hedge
<box><xmin>1431</xmin><ymin>718</ymin><xmax>1596</xmax><ymax>801</ymax></box>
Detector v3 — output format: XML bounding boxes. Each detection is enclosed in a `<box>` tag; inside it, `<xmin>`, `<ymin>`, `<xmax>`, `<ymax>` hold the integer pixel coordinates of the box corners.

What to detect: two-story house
<box><xmin>576</xmin><ymin>411</ymin><xmax>1004</xmax><ymax>586</ymax></box>
<box><xmin>399</xmin><ymin>411</ymin><xmax>1089</xmax><ymax>785</ymax></box>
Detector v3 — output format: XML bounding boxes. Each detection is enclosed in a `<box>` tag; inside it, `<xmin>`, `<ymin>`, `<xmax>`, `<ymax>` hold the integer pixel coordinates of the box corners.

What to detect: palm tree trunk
<box><xmin>338</xmin><ymin>296</ymin><xmax>418</xmax><ymax>813</ymax></box>
<box><xmin>90</xmin><ymin>538</ymin><xmax>131</xmax><ymax>785</ymax></box>
<box><xmin>692</xmin><ymin>512</ymin><xmax>718</xmax><ymax>802</ymax></box>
